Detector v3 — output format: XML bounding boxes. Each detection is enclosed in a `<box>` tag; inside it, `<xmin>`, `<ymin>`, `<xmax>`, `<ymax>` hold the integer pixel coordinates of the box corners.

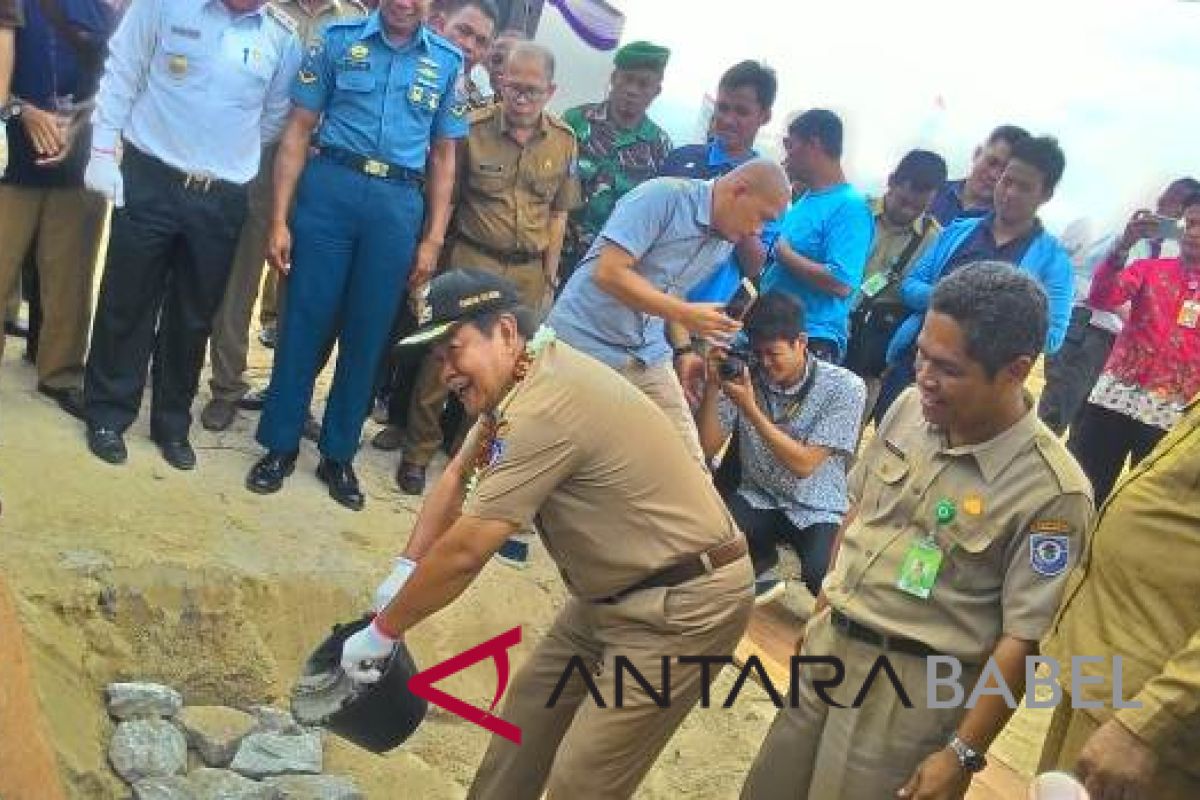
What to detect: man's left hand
<box><xmin>408</xmin><ymin>240</ymin><xmax>443</xmax><ymax>290</ymax></box>
<box><xmin>721</xmin><ymin>366</ymin><xmax>756</xmax><ymax>413</ymax></box>
<box><xmin>675</xmin><ymin>351</ymin><xmax>705</xmax><ymax>407</ymax></box>
<box><xmin>1076</xmin><ymin>719</ymin><xmax>1156</xmax><ymax>800</ymax></box>
<box><xmin>896</xmin><ymin>747</ymin><xmax>972</xmax><ymax>800</ymax></box>
<box><xmin>340</xmin><ymin>619</ymin><xmax>398</xmax><ymax>684</ymax></box>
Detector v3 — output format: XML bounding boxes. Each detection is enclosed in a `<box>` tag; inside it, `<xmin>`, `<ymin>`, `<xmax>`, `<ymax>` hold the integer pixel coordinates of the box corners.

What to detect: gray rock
<box><xmin>110</xmin><ymin>719</ymin><xmax>188</xmax><ymax>782</ymax></box>
<box><xmin>107</xmin><ymin>682</ymin><xmax>184</xmax><ymax>720</ymax></box>
<box><xmin>132</xmin><ymin>776</ymin><xmax>197</xmax><ymax>800</ymax></box>
<box><xmin>189</xmin><ymin>768</ymin><xmax>280</xmax><ymax>800</ymax></box>
<box><xmin>248</xmin><ymin>705</ymin><xmax>302</xmax><ymax>735</ymax></box>
<box><xmin>262</xmin><ymin>775</ymin><xmax>363</xmax><ymax>800</ymax></box>
<box><xmin>175</xmin><ymin>706</ymin><xmax>258</xmax><ymax>767</ymax></box>
<box><xmin>229</xmin><ymin>732</ymin><xmax>322</xmax><ymax>779</ymax></box>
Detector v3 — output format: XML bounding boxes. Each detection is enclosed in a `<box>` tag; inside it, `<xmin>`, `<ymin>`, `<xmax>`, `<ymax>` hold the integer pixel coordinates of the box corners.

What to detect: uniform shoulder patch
<box><xmin>1029</xmin><ymin>533</ymin><xmax>1070</xmax><ymax>577</ymax></box>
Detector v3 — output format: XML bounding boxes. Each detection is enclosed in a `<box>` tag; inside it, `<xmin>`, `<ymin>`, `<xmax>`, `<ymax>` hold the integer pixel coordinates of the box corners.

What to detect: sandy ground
<box><xmin>0</xmin><ymin>317</ymin><xmax>1052</xmax><ymax>799</ymax></box>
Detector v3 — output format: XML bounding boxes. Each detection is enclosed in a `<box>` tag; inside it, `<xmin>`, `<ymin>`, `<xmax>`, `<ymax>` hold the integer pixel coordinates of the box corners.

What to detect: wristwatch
<box><xmin>947</xmin><ymin>736</ymin><xmax>987</xmax><ymax>773</ymax></box>
<box><xmin>0</xmin><ymin>99</ymin><xmax>22</xmax><ymax>123</ymax></box>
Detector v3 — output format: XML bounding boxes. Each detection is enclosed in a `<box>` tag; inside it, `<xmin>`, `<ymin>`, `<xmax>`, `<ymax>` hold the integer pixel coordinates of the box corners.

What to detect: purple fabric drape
<box><xmin>547</xmin><ymin>0</ymin><xmax>624</xmax><ymax>50</ymax></box>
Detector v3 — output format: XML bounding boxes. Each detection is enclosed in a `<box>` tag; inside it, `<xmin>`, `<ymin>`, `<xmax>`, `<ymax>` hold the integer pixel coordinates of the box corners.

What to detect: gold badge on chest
<box><xmin>168</xmin><ymin>54</ymin><xmax>189</xmax><ymax>76</ymax></box>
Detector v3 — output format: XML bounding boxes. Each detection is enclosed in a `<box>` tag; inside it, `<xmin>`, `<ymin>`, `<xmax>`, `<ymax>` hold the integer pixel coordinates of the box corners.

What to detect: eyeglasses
<box><xmin>503</xmin><ymin>83</ymin><xmax>548</xmax><ymax>101</ymax></box>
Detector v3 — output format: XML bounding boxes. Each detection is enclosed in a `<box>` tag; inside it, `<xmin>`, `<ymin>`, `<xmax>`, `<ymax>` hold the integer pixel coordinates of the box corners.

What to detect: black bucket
<box><xmin>291</xmin><ymin>615</ymin><xmax>428</xmax><ymax>753</ymax></box>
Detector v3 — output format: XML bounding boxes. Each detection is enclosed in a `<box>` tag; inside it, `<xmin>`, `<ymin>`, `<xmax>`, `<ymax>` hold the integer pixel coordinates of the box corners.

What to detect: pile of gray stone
<box><xmin>105</xmin><ymin>682</ymin><xmax>364</xmax><ymax>800</ymax></box>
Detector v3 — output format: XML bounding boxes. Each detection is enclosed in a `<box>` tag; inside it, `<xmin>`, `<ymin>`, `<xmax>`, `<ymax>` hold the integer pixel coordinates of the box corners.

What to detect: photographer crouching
<box><xmin>698</xmin><ymin>292</ymin><xmax>866</xmax><ymax>604</ymax></box>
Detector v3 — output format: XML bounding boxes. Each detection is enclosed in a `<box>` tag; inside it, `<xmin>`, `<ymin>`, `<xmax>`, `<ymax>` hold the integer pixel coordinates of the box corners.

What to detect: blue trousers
<box><xmin>257</xmin><ymin>157</ymin><xmax>423</xmax><ymax>461</ymax></box>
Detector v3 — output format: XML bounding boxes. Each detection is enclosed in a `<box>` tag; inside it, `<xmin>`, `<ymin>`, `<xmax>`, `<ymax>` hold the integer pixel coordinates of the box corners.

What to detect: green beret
<box><xmin>613</xmin><ymin>41</ymin><xmax>670</xmax><ymax>72</ymax></box>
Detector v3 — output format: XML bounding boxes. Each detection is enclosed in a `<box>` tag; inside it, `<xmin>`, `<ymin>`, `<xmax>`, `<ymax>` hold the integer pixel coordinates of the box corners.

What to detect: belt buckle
<box><xmin>363</xmin><ymin>158</ymin><xmax>390</xmax><ymax>178</ymax></box>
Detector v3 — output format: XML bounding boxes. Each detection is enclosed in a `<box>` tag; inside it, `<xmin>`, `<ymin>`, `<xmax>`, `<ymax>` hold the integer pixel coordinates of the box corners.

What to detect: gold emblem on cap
<box><xmin>349</xmin><ymin>43</ymin><xmax>369</xmax><ymax>60</ymax></box>
<box><xmin>168</xmin><ymin>55</ymin><xmax>189</xmax><ymax>76</ymax></box>
<box><xmin>298</xmin><ymin>69</ymin><xmax>317</xmax><ymax>85</ymax></box>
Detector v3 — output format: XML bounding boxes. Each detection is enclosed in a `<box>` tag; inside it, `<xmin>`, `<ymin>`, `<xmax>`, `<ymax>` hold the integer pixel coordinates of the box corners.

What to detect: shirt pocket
<box><xmin>468</xmin><ymin>165</ymin><xmax>509</xmax><ymax>198</ymax></box>
<box><xmin>939</xmin><ymin>518</ymin><xmax>1002</xmax><ymax>587</ymax></box>
<box><xmin>159</xmin><ymin>30</ymin><xmax>210</xmax><ymax>84</ymax></box>
<box><xmin>219</xmin><ymin>35</ymin><xmax>275</xmax><ymax>110</ymax></box>
<box><xmin>403</xmin><ymin>80</ymin><xmax>442</xmax><ymax>118</ymax></box>
<box><xmin>335</xmin><ymin>71</ymin><xmax>378</xmax><ymax>93</ymax></box>
<box><xmin>860</xmin><ymin>448</ymin><xmax>910</xmax><ymax>522</ymax></box>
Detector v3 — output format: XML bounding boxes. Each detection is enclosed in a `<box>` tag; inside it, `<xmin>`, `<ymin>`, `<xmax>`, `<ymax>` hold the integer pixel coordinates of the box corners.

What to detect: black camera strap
<box><xmin>758</xmin><ymin>355</ymin><xmax>820</xmax><ymax>425</ymax></box>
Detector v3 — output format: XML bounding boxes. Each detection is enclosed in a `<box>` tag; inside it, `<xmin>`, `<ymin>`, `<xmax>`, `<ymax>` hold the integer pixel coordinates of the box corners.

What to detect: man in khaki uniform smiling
<box><xmin>397</xmin><ymin>40</ymin><xmax>579</xmax><ymax>495</ymax></box>
<box><xmin>742</xmin><ymin>262</ymin><xmax>1094</xmax><ymax>800</ymax></box>
<box><xmin>337</xmin><ymin>268</ymin><xmax>754</xmax><ymax>800</ymax></box>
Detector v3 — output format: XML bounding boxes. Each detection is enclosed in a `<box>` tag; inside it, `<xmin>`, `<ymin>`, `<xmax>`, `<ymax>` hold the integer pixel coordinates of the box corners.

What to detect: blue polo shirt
<box><xmin>293</xmin><ymin>14</ymin><xmax>468</xmax><ymax>170</ymax></box>
<box><xmin>660</xmin><ymin>138</ymin><xmax>782</xmax><ymax>303</ymax></box>
<box><xmin>549</xmin><ymin>177</ymin><xmax>735</xmax><ymax>368</ymax></box>
<box><xmin>761</xmin><ymin>183</ymin><xmax>873</xmax><ymax>355</ymax></box>
<box><xmin>2</xmin><ymin>0</ymin><xmax>116</xmax><ymax>187</ymax></box>
<box><xmin>928</xmin><ymin>178</ymin><xmax>991</xmax><ymax>227</ymax></box>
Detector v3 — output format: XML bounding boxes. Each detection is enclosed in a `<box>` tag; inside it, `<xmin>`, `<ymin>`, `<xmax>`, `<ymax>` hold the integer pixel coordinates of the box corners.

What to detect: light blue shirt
<box><xmin>549</xmin><ymin>177</ymin><xmax>734</xmax><ymax>368</ymax></box>
<box><xmin>92</xmin><ymin>0</ymin><xmax>301</xmax><ymax>184</ymax></box>
<box><xmin>761</xmin><ymin>183</ymin><xmax>873</xmax><ymax>355</ymax></box>
<box><xmin>293</xmin><ymin>15</ymin><xmax>467</xmax><ymax>170</ymax></box>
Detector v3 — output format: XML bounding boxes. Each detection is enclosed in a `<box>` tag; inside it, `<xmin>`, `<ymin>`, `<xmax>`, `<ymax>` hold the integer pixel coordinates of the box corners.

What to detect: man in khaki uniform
<box><xmin>742</xmin><ymin>262</ymin><xmax>1094</xmax><ymax>800</ymax></box>
<box><xmin>200</xmin><ymin>0</ymin><xmax>367</xmax><ymax>431</ymax></box>
<box><xmin>1039</xmin><ymin>394</ymin><xmax>1200</xmax><ymax>800</ymax></box>
<box><xmin>337</xmin><ymin>268</ymin><xmax>754</xmax><ymax>800</ymax></box>
<box><xmin>396</xmin><ymin>41</ymin><xmax>579</xmax><ymax>493</ymax></box>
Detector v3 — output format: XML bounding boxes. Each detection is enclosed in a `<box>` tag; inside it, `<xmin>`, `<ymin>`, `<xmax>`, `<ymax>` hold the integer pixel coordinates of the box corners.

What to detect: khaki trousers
<box><xmin>207</xmin><ymin>144</ymin><xmax>276</xmax><ymax>402</ymax></box>
<box><xmin>1038</xmin><ymin>697</ymin><xmax>1200</xmax><ymax>799</ymax></box>
<box><xmin>741</xmin><ymin>610</ymin><xmax>981</xmax><ymax>799</ymax></box>
<box><xmin>401</xmin><ymin>244</ymin><xmax>546</xmax><ymax>465</ymax></box>
<box><xmin>0</xmin><ymin>184</ymin><xmax>103</xmax><ymax>389</ymax></box>
<box><xmin>469</xmin><ymin>555</ymin><xmax>754</xmax><ymax>800</ymax></box>
<box><xmin>615</xmin><ymin>359</ymin><xmax>706</xmax><ymax>464</ymax></box>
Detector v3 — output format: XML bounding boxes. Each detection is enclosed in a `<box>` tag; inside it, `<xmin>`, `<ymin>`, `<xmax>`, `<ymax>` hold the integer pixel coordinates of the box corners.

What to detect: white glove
<box><xmin>340</xmin><ymin>618</ymin><xmax>398</xmax><ymax>684</ymax></box>
<box><xmin>372</xmin><ymin>556</ymin><xmax>417</xmax><ymax>612</ymax></box>
<box><xmin>1028</xmin><ymin>772</ymin><xmax>1089</xmax><ymax>799</ymax></box>
<box><xmin>84</xmin><ymin>147</ymin><xmax>124</xmax><ymax>208</ymax></box>
<box><xmin>0</xmin><ymin>125</ymin><xmax>8</xmax><ymax>178</ymax></box>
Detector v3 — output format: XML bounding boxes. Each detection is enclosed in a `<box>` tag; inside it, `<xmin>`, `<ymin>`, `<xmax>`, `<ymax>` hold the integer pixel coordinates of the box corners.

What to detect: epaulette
<box><xmin>264</xmin><ymin>4</ymin><xmax>299</xmax><ymax>36</ymax></box>
<box><xmin>1033</xmin><ymin>427</ymin><xmax>1093</xmax><ymax>497</ymax></box>
<box><xmin>468</xmin><ymin>103</ymin><xmax>500</xmax><ymax>125</ymax></box>
<box><xmin>424</xmin><ymin>27</ymin><xmax>465</xmax><ymax>64</ymax></box>
<box><xmin>545</xmin><ymin>111</ymin><xmax>576</xmax><ymax>137</ymax></box>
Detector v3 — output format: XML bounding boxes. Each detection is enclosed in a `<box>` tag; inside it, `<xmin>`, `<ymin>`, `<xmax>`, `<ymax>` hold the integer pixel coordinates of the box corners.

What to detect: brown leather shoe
<box><xmin>371</xmin><ymin>425</ymin><xmax>404</xmax><ymax>451</ymax></box>
<box><xmin>200</xmin><ymin>398</ymin><xmax>237</xmax><ymax>431</ymax></box>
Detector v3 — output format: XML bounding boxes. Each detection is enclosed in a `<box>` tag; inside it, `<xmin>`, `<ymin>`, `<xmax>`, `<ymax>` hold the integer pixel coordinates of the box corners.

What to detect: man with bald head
<box><xmin>549</xmin><ymin>158</ymin><xmax>791</xmax><ymax>461</ymax></box>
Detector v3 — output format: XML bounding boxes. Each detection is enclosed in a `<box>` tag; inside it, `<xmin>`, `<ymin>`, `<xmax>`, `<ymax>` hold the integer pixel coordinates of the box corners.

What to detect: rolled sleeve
<box><xmin>1115</xmin><ymin>628</ymin><xmax>1200</xmax><ymax>748</ymax></box>
<box><xmin>1000</xmin><ymin>493</ymin><xmax>1094</xmax><ymax>642</ymax></box>
<box><xmin>461</xmin><ymin>411</ymin><xmax>578</xmax><ymax>527</ymax></box>
<box><xmin>290</xmin><ymin>38</ymin><xmax>334</xmax><ymax>112</ymax></box>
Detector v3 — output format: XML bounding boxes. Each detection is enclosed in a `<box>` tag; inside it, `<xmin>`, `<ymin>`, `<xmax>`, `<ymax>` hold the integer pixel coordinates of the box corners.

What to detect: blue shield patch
<box><xmin>1030</xmin><ymin>534</ymin><xmax>1069</xmax><ymax>577</ymax></box>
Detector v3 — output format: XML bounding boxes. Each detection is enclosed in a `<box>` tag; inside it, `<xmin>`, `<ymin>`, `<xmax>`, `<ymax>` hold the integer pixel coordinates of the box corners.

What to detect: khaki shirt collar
<box><xmin>497</xmin><ymin>108</ymin><xmax>550</xmax><ymax>141</ymax></box>
<box><xmin>935</xmin><ymin>393</ymin><xmax>1041</xmax><ymax>484</ymax></box>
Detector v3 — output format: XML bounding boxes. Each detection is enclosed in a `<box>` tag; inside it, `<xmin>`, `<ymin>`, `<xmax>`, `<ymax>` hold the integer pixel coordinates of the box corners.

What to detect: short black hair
<box><xmin>445</xmin><ymin>0</ymin><xmax>501</xmax><ymax>23</ymax></box>
<box><xmin>1171</xmin><ymin>176</ymin><xmax>1200</xmax><ymax>196</ymax></box>
<box><xmin>718</xmin><ymin>60</ymin><xmax>777</xmax><ymax>111</ymax></box>
<box><xmin>987</xmin><ymin>124</ymin><xmax>1030</xmax><ymax>149</ymax></box>
<box><xmin>788</xmin><ymin>109</ymin><xmax>843</xmax><ymax>159</ymax></box>
<box><xmin>929</xmin><ymin>261</ymin><xmax>1048</xmax><ymax>378</ymax></box>
<box><xmin>1009</xmin><ymin>135</ymin><xmax>1066</xmax><ymax>193</ymax></box>
<box><xmin>1182</xmin><ymin>191</ymin><xmax>1200</xmax><ymax>214</ymax></box>
<box><xmin>745</xmin><ymin>291</ymin><xmax>806</xmax><ymax>343</ymax></box>
<box><xmin>891</xmin><ymin>149</ymin><xmax>948</xmax><ymax>193</ymax></box>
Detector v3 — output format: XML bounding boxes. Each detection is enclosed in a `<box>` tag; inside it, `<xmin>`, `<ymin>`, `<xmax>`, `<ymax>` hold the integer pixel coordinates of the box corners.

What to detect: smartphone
<box><xmin>725</xmin><ymin>278</ymin><xmax>759</xmax><ymax>321</ymax></box>
<box><xmin>1150</xmin><ymin>213</ymin><xmax>1181</xmax><ymax>241</ymax></box>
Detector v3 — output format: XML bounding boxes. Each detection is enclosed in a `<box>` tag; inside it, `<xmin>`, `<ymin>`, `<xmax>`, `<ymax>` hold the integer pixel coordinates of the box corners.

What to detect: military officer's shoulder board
<box><xmin>264</xmin><ymin>4</ymin><xmax>299</xmax><ymax>36</ymax></box>
<box><xmin>545</xmin><ymin>112</ymin><xmax>577</xmax><ymax>139</ymax></box>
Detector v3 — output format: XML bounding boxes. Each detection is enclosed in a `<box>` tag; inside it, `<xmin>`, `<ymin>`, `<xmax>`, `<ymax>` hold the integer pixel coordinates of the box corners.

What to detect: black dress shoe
<box><xmin>37</xmin><ymin>384</ymin><xmax>86</xmax><ymax>420</ymax></box>
<box><xmin>246</xmin><ymin>451</ymin><xmax>297</xmax><ymax>494</ymax></box>
<box><xmin>156</xmin><ymin>439</ymin><xmax>196</xmax><ymax>471</ymax></box>
<box><xmin>87</xmin><ymin>426</ymin><xmax>127</xmax><ymax>465</ymax></box>
<box><xmin>237</xmin><ymin>387</ymin><xmax>268</xmax><ymax>411</ymax></box>
<box><xmin>316</xmin><ymin>458</ymin><xmax>364</xmax><ymax>511</ymax></box>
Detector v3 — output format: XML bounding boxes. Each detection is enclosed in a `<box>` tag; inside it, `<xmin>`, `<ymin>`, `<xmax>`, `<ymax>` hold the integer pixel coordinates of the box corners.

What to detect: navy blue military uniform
<box><xmin>256</xmin><ymin>12</ymin><xmax>467</xmax><ymax>464</ymax></box>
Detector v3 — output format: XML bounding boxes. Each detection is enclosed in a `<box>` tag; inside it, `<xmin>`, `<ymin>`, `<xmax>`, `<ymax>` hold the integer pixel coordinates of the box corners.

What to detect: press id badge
<box><xmin>861</xmin><ymin>271</ymin><xmax>889</xmax><ymax>298</ymax></box>
<box><xmin>896</xmin><ymin>538</ymin><xmax>943</xmax><ymax>599</ymax></box>
<box><xmin>1178</xmin><ymin>300</ymin><xmax>1200</xmax><ymax>329</ymax></box>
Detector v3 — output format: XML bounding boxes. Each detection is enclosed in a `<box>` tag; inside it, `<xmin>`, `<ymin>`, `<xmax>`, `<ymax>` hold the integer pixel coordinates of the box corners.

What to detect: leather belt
<box><xmin>594</xmin><ymin>537</ymin><xmax>748</xmax><ymax>605</ymax></box>
<box><xmin>458</xmin><ymin>232</ymin><xmax>545</xmax><ymax>265</ymax></box>
<box><xmin>830</xmin><ymin>610</ymin><xmax>944</xmax><ymax>659</ymax></box>
<box><xmin>319</xmin><ymin>146</ymin><xmax>424</xmax><ymax>185</ymax></box>
<box><xmin>125</xmin><ymin>143</ymin><xmax>242</xmax><ymax>194</ymax></box>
